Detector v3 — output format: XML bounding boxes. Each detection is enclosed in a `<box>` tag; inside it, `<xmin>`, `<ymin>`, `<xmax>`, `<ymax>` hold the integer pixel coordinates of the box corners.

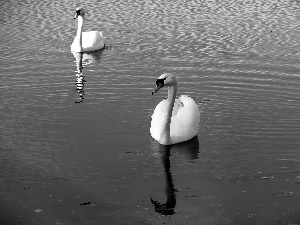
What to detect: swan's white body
<box><xmin>150</xmin><ymin>74</ymin><xmax>200</xmax><ymax>145</ymax></box>
<box><xmin>71</xmin><ymin>8</ymin><xmax>104</xmax><ymax>53</ymax></box>
<box><xmin>71</xmin><ymin>31</ymin><xmax>104</xmax><ymax>52</ymax></box>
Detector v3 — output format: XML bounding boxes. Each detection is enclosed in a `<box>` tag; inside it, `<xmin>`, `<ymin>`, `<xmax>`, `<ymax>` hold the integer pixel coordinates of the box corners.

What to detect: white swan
<box><xmin>71</xmin><ymin>7</ymin><xmax>105</xmax><ymax>53</ymax></box>
<box><xmin>150</xmin><ymin>73</ymin><xmax>200</xmax><ymax>145</ymax></box>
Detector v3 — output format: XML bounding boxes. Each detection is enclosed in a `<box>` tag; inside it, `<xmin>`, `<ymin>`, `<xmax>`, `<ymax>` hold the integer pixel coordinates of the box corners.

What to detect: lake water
<box><xmin>1</xmin><ymin>0</ymin><xmax>300</xmax><ymax>224</ymax></box>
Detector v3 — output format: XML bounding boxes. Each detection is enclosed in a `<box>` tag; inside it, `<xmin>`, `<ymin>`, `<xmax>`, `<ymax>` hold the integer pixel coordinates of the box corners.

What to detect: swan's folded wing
<box><xmin>82</xmin><ymin>31</ymin><xmax>104</xmax><ymax>51</ymax></box>
<box><xmin>170</xmin><ymin>95</ymin><xmax>200</xmax><ymax>143</ymax></box>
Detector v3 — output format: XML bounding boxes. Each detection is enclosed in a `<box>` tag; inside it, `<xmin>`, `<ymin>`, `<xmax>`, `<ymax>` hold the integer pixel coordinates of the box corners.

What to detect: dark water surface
<box><xmin>1</xmin><ymin>0</ymin><xmax>300</xmax><ymax>224</ymax></box>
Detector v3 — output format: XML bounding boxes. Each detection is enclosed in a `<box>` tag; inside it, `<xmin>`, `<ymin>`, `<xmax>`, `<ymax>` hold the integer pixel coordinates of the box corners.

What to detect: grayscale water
<box><xmin>1</xmin><ymin>0</ymin><xmax>300</xmax><ymax>224</ymax></box>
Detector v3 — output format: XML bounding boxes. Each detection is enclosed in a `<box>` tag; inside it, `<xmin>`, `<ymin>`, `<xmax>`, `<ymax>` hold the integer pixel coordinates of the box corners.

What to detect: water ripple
<box><xmin>1</xmin><ymin>0</ymin><xmax>300</xmax><ymax>179</ymax></box>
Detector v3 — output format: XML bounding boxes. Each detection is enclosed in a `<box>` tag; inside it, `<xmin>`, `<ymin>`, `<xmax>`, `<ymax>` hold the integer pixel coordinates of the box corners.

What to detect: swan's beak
<box><xmin>152</xmin><ymin>80</ymin><xmax>164</xmax><ymax>95</ymax></box>
<box><xmin>74</xmin><ymin>9</ymin><xmax>81</xmax><ymax>19</ymax></box>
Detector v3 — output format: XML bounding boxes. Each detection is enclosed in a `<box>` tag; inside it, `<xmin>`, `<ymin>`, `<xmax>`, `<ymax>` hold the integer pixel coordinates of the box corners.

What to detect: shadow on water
<box><xmin>150</xmin><ymin>136</ymin><xmax>199</xmax><ymax>215</ymax></box>
<box><xmin>71</xmin><ymin>49</ymin><xmax>105</xmax><ymax>103</ymax></box>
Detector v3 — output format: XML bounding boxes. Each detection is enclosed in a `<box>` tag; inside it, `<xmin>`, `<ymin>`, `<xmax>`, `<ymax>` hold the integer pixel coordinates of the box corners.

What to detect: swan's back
<box><xmin>170</xmin><ymin>95</ymin><xmax>200</xmax><ymax>143</ymax></box>
<box><xmin>82</xmin><ymin>31</ymin><xmax>104</xmax><ymax>51</ymax></box>
<box><xmin>150</xmin><ymin>95</ymin><xmax>200</xmax><ymax>144</ymax></box>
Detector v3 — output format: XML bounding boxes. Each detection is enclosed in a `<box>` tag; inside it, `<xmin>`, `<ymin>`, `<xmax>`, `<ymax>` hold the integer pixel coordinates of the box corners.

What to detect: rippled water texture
<box><xmin>1</xmin><ymin>0</ymin><xmax>300</xmax><ymax>224</ymax></box>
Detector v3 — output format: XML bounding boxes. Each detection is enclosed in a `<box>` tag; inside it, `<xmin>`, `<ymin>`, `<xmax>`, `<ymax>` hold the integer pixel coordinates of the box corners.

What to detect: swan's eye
<box><xmin>156</xmin><ymin>78</ymin><xmax>165</xmax><ymax>87</ymax></box>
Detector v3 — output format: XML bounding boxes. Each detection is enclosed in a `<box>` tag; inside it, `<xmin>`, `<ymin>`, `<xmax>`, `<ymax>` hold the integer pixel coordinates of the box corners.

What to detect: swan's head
<box><xmin>74</xmin><ymin>7</ymin><xmax>85</xmax><ymax>19</ymax></box>
<box><xmin>152</xmin><ymin>73</ymin><xmax>177</xmax><ymax>95</ymax></box>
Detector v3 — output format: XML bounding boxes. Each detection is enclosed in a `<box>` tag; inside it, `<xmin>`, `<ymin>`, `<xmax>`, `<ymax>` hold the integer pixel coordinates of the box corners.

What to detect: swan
<box><xmin>71</xmin><ymin>7</ymin><xmax>105</xmax><ymax>53</ymax></box>
<box><xmin>150</xmin><ymin>73</ymin><xmax>200</xmax><ymax>145</ymax></box>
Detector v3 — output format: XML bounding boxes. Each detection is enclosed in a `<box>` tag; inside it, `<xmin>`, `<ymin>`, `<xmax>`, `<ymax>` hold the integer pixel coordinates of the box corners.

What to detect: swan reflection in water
<box><xmin>71</xmin><ymin>49</ymin><xmax>104</xmax><ymax>103</ymax></box>
<box><xmin>150</xmin><ymin>136</ymin><xmax>199</xmax><ymax>215</ymax></box>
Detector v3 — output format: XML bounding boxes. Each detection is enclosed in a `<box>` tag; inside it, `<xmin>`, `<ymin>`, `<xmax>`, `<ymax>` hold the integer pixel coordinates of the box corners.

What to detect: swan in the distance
<box><xmin>71</xmin><ymin>7</ymin><xmax>105</xmax><ymax>53</ymax></box>
<box><xmin>150</xmin><ymin>73</ymin><xmax>200</xmax><ymax>145</ymax></box>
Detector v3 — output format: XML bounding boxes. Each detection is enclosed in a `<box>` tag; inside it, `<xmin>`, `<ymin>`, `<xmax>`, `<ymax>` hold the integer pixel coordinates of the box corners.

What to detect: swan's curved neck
<box><xmin>159</xmin><ymin>83</ymin><xmax>177</xmax><ymax>145</ymax></box>
<box><xmin>77</xmin><ymin>16</ymin><xmax>84</xmax><ymax>35</ymax></box>
<box><xmin>76</xmin><ymin>16</ymin><xmax>84</xmax><ymax>51</ymax></box>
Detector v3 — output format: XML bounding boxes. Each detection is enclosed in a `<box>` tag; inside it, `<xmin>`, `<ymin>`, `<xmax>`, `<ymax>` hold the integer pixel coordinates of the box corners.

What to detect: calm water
<box><xmin>1</xmin><ymin>0</ymin><xmax>300</xmax><ymax>224</ymax></box>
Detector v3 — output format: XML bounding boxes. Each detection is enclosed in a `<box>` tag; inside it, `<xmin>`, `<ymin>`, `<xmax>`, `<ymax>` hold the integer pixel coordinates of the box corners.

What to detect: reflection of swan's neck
<box><xmin>160</xmin><ymin>84</ymin><xmax>177</xmax><ymax>145</ymax></box>
<box><xmin>150</xmin><ymin>146</ymin><xmax>176</xmax><ymax>215</ymax></box>
<box><xmin>74</xmin><ymin>52</ymin><xmax>83</xmax><ymax>74</ymax></box>
<box><xmin>77</xmin><ymin>16</ymin><xmax>84</xmax><ymax>49</ymax></box>
<box><xmin>163</xmin><ymin>151</ymin><xmax>176</xmax><ymax>211</ymax></box>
